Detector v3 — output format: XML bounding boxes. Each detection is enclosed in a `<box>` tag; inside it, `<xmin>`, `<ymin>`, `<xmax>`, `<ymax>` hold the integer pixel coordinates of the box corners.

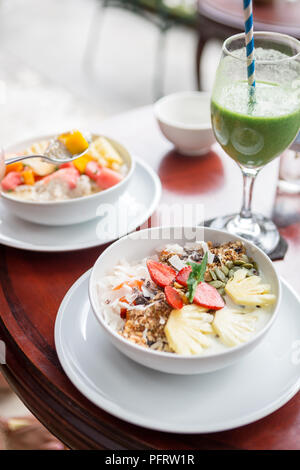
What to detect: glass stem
<box><xmin>240</xmin><ymin>167</ymin><xmax>259</xmax><ymax>220</ymax></box>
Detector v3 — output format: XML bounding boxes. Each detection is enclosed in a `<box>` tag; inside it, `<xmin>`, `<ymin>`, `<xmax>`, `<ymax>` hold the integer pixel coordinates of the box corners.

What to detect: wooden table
<box><xmin>196</xmin><ymin>0</ymin><xmax>300</xmax><ymax>89</ymax></box>
<box><xmin>0</xmin><ymin>106</ymin><xmax>299</xmax><ymax>450</ymax></box>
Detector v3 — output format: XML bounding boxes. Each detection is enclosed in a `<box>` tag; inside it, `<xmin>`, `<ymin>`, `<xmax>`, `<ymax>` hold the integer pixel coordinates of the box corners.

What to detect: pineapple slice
<box><xmin>165</xmin><ymin>304</ymin><xmax>214</xmax><ymax>355</ymax></box>
<box><xmin>87</xmin><ymin>136</ymin><xmax>123</xmax><ymax>169</ymax></box>
<box><xmin>213</xmin><ymin>307</ymin><xmax>257</xmax><ymax>347</ymax></box>
<box><xmin>225</xmin><ymin>269</ymin><xmax>276</xmax><ymax>307</ymax></box>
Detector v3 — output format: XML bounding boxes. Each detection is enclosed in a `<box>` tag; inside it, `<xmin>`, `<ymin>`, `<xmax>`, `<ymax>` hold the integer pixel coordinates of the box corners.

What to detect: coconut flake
<box><xmin>141</xmin><ymin>284</ymin><xmax>155</xmax><ymax>299</ymax></box>
<box><xmin>168</xmin><ymin>255</ymin><xmax>186</xmax><ymax>272</ymax></box>
<box><xmin>184</xmin><ymin>241</ymin><xmax>215</xmax><ymax>264</ymax></box>
<box><xmin>142</xmin><ymin>328</ymin><xmax>148</xmax><ymax>341</ymax></box>
<box><xmin>185</xmin><ymin>242</ymin><xmax>199</xmax><ymax>250</ymax></box>
<box><xmin>197</xmin><ymin>241</ymin><xmax>215</xmax><ymax>264</ymax></box>
<box><xmin>164</xmin><ymin>244</ymin><xmax>185</xmax><ymax>255</ymax></box>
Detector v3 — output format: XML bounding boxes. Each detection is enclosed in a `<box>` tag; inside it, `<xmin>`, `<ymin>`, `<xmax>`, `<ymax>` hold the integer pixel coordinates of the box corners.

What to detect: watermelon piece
<box><xmin>175</xmin><ymin>266</ymin><xmax>192</xmax><ymax>287</ymax></box>
<box><xmin>193</xmin><ymin>282</ymin><xmax>225</xmax><ymax>310</ymax></box>
<box><xmin>146</xmin><ymin>260</ymin><xmax>176</xmax><ymax>288</ymax></box>
<box><xmin>96</xmin><ymin>167</ymin><xmax>123</xmax><ymax>189</ymax></box>
<box><xmin>59</xmin><ymin>162</ymin><xmax>76</xmax><ymax>169</ymax></box>
<box><xmin>43</xmin><ymin>168</ymin><xmax>79</xmax><ymax>189</ymax></box>
<box><xmin>60</xmin><ymin>168</ymin><xmax>79</xmax><ymax>189</ymax></box>
<box><xmin>164</xmin><ymin>286</ymin><xmax>183</xmax><ymax>310</ymax></box>
<box><xmin>1</xmin><ymin>171</ymin><xmax>23</xmax><ymax>191</ymax></box>
<box><xmin>85</xmin><ymin>161</ymin><xmax>102</xmax><ymax>181</ymax></box>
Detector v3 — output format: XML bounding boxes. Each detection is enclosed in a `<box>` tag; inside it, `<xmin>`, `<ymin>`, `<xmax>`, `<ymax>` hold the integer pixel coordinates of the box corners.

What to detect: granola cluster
<box><xmin>161</xmin><ymin>241</ymin><xmax>247</xmax><ymax>281</ymax></box>
<box><xmin>121</xmin><ymin>292</ymin><xmax>172</xmax><ymax>351</ymax></box>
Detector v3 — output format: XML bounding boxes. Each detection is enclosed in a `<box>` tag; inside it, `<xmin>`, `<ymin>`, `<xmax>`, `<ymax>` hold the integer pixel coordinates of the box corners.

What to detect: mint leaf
<box><xmin>187</xmin><ymin>252</ymin><xmax>208</xmax><ymax>303</ymax></box>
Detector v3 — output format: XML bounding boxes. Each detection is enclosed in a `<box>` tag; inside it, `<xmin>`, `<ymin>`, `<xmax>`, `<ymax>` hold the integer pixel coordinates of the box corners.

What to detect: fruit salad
<box><xmin>97</xmin><ymin>240</ymin><xmax>276</xmax><ymax>355</ymax></box>
<box><xmin>1</xmin><ymin>132</ymin><xmax>126</xmax><ymax>202</ymax></box>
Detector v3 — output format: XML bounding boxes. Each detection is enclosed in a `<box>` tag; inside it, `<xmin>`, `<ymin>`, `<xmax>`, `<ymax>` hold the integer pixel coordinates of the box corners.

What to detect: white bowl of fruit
<box><xmin>1</xmin><ymin>131</ymin><xmax>134</xmax><ymax>226</ymax></box>
<box><xmin>89</xmin><ymin>226</ymin><xmax>281</xmax><ymax>374</ymax></box>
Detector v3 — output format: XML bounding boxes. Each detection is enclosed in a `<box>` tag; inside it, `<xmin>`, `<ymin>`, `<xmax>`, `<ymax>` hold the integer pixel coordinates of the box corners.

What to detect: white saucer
<box><xmin>55</xmin><ymin>270</ymin><xmax>300</xmax><ymax>434</ymax></box>
<box><xmin>0</xmin><ymin>158</ymin><xmax>161</xmax><ymax>252</ymax></box>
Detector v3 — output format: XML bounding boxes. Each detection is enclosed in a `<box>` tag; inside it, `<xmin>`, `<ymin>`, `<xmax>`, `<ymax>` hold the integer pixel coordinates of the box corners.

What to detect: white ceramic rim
<box><xmin>0</xmin><ymin>157</ymin><xmax>162</xmax><ymax>252</ymax></box>
<box><xmin>55</xmin><ymin>270</ymin><xmax>299</xmax><ymax>433</ymax></box>
<box><xmin>223</xmin><ymin>31</ymin><xmax>300</xmax><ymax>64</ymax></box>
<box><xmin>1</xmin><ymin>133</ymin><xmax>135</xmax><ymax>206</ymax></box>
<box><xmin>153</xmin><ymin>91</ymin><xmax>212</xmax><ymax>130</ymax></box>
<box><xmin>89</xmin><ymin>226</ymin><xmax>282</xmax><ymax>361</ymax></box>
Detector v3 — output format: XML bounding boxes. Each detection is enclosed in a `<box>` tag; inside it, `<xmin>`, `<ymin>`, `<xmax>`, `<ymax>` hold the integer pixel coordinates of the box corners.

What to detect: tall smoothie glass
<box><xmin>210</xmin><ymin>32</ymin><xmax>300</xmax><ymax>253</ymax></box>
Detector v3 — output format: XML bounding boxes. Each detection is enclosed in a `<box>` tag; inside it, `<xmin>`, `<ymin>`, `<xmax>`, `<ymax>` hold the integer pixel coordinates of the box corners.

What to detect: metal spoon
<box><xmin>5</xmin><ymin>133</ymin><xmax>91</xmax><ymax>166</ymax></box>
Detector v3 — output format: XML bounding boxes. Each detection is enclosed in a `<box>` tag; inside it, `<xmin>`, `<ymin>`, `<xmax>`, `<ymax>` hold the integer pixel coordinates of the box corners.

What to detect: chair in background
<box><xmin>84</xmin><ymin>0</ymin><xmax>197</xmax><ymax>100</ymax></box>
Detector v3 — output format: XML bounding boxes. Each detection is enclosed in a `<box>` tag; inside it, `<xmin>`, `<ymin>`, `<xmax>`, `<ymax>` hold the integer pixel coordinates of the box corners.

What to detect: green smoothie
<box><xmin>211</xmin><ymin>81</ymin><xmax>300</xmax><ymax>168</ymax></box>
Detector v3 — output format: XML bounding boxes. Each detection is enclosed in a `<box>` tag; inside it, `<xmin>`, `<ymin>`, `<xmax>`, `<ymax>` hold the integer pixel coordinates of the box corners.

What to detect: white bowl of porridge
<box><xmin>1</xmin><ymin>133</ymin><xmax>134</xmax><ymax>226</ymax></box>
<box><xmin>89</xmin><ymin>226</ymin><xmax>281</xmax><ymax>375</ymax></box>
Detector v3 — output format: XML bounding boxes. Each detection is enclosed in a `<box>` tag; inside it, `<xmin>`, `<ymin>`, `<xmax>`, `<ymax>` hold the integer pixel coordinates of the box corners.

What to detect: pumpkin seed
<box><xmin>209</xmin><ymin>269</ymin><xmax>217</xmax><ymax>281</ymax></box>
<box><xmin>233</xmin><ymin>259</ymin><xmax>244</xmax><ymax>266</ymax></box>
<box><xmin>226</xmin><ymin>260</ymin><xmax>233</xmax><ymax>269</ymax></box>
<box><xmin>228</xmin><ymin>269</ymin><xmax>235</xmax><ymax>278</ymax></box>
<box><xmin>214</xmin><ymin>267</ymin><xmax>227</xmax><ymax>282</ymax></box>
<box><xmin>217</xmin><ymin>287</ymin><xmax>225</xmax><ymax>296</ymax></box>
<box><xmin>209</xmin><ymin>280</ymin><xmax>225</xmax><ymax>289</ymax></box>
<box><xmin>242</xmin><ymin>263</ymin><xmax>253</xmax><ymax>269</ymax></box>
<box><xmin>221</xmin><ymin>265</ymin><xmax>229</xmax><ymax>275</ymax></box>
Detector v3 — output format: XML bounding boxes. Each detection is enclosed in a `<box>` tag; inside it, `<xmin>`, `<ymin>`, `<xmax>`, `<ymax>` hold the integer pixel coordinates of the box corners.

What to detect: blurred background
<box><xmin>0</xmin><ymin>0</ymin><xmax>221</xmax><ymax>146</ymax></box>
<box><xmin>0</xmin><ymin>0</ymin><xmax>299</xmax><ymax>448</ymax></box>
<box><xmin>2</xmin><ymin>0</ymin><xmax>298</xmax><ymax>144</ymax></box>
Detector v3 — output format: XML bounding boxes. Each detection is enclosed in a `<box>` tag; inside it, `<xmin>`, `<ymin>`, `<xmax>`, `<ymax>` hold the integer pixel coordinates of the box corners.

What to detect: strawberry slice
<box><xmin>175</xmin><ymin>266</ymin><xmax>192</xmax><ymax>287</ymax></box>
<box><xmin>193</xmin><ymin>282</ymin><xmax>225</xmax><ymax>310</ymax></box>
<box><xmin>146</xmin><ymin>260</ymin><xmax>176</xmax><ymax>288</ymax></box>
<box><xmin>164</xmin><ymin>286</ymin><xmax>183</xmax><ymax>310</ymax></box>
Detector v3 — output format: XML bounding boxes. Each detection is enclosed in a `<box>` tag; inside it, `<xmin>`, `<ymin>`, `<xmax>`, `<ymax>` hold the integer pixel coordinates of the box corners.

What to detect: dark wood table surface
<box><xmin>196</xmin><ymin>0</ymin><xmax>300</xmax><ymax>89</ymax></box>
<box><xmin>0</xmin><ymin>106</ymin><xmax>299</xmax><ymax>450</ymax></box>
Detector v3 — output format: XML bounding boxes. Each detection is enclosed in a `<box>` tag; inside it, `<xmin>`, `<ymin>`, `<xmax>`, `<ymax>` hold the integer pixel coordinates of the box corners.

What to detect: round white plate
<box><xmin>55</xmin><ymin>270</ymin><xmax>300</xmax><ymax>434</ymax></box>
<box><xmin>0</xmin><ymin>158</ymin><xmax>161</xmax><ymax>252</ymax></box>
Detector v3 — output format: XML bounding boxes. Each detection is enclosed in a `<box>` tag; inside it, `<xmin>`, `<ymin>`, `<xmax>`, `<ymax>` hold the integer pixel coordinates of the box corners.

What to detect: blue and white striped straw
<box><xmin>243</xmin><ymin>0</ymin><xmax>256</xmax><ymax>89</ymax></box>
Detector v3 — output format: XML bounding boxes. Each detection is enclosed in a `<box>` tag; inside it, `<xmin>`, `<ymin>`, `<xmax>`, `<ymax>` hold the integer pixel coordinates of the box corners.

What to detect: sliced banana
<box><xmin>225</xmin><ymin>269</ymin><xmax>276</xmax><ymax>307</ymax></box>
<box><xmin>22</xmin><ymin>141</ymin><xmax>56</xmax><ymax>176</ymax></box>
<box><xmin>213</xmin><ymin>307</ymin><xmax>257</xmax><ymax>347</ymax></box>
<box><xmin>165</xmin><ymin>304</ymin><xmax>214</xmax><ymax>355</ymax></box>
<box><xmin>24</xmin><ymin>141</ymin><xmax>49</xmax><ymax>156</ymax></box>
